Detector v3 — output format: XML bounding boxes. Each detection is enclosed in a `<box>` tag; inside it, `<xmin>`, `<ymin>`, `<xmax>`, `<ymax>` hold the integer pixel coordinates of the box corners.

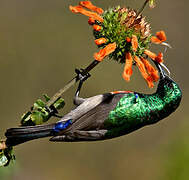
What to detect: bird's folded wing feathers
<box><xmin>58</xmin><ymin>93</ymin><xmax>126</xmax><ymax>132</ymax></box>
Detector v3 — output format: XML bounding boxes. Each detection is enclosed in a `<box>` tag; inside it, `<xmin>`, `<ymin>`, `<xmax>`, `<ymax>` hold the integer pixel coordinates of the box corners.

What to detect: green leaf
<box><xmin>0</xmin><ymin>152</ymin><xmax>8</xmax><ymax>167</ymax></box>
<box><xmin>30</xmin><ymin>111</ymin><xmax>49</xmax><ymax>125</ymax></box>
<box><xmin>43</xmin><ymin>94</ymin><xmax>50</xmax><ymax>102</ymax></box>
<box><xmin>33</xmin><ymin>99</ymin><xmax>46</xmax><ymax>109</ymax></box>
<box><xmin>21</xmin><ymin>111</ymin><xmax>31</xmax><ymax>122</ymax></box>
<box><xmin>149</xmin><ymin>0</ymin><xmax>156</xmax><ymax>8</ymax></box>
<box><xmin>54</xmin><ymin>98</ymin><xmax>65</xmax><ymax>110</ymax></box>
<box><xmin>0</xmin><ymin>147</ymin><xmax>15</xmax><ymax>167</ymax></box>
<box><xmin>20</xmin><ymin>94</ymin><xmax>65</xmax><ymax>126</ymax></box>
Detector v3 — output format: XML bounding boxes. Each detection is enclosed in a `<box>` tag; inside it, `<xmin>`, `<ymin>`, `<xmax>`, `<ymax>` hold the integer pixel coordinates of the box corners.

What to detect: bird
<box><xmin>5</xmin><ymin>61</ymin><xmax>182</xmax><ymax>147</ymax></box>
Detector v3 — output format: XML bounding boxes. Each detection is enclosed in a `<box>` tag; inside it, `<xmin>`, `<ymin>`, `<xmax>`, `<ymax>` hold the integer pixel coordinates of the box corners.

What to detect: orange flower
<box><xmin>134</xmin><ymin>56</ymin><xmax>154</xmax><ymax>88</ymax></box>
<box><xmin>155</xmin><ymin>52</ymin><xmax>164</xmax><ymax>63</ymax></box>
<box><xmin>144</xmin><ymin>49</ymin><xmax>156</xmax><ymax>60</ymax></box>
<box><xmin>93</xmin><ymin>49</ymin><xmax>106</xmax><ymax>61</ymax></box>
<box><xmin>122</xmin><ymin>52</ymin><xmax>133</xmax><ymax>81</ymax></box>
<box><xmin>94</xmin><ymin>43</ymin><xmax>117</xmax><ymax>61</ymax></box>
<box><xmin>88</xmin><ymin>17</ymin><xmax>95</xmax><ymax>25</ymax></box>
<box><xmin>156</xmin><ymin>31</ymin><xmax>166</xmax><ymax>41</ymax></box>
<box><xmin>93</xmin><ymin>24</ymin><xmax>102</xmax><ymax>31</ymax></box>
<box><xmin>151</xmin><ymin>31</ymin><xmax>166</xmax><ymax>44</ymax></box>
<box><xmin>144</xmin><ymin>50</ymin><xmax>164</xmax><ymax>63</ymax></box>
<box><xmin>79</xmin><ymin>1</ymin><xmax>104</xmax><ymax>14</ymax></box>
<box><xmin>94</xmin><ymin>38</ymin><xmax>107</xmax><ymax>45</ymax></box>
<box><xmin>126</xmin><ymin>37</ymin><xmax>131</xmax><ymax>43</ymax></box>
<box><xmin>140</xmin><ymin>57</ymin><xmax>159</xmax><ymax>82</ymax></box>
<box><xmin>151</xmin><ymin>36</ymin><xmax>162</xmax><ymax>44</ymax></box>
<box><xmin>70</xmin><ymin>1</ymin><xmax>168</xmax><ymax>88</ymax></box>
<box><xmin>69</xmin><ymin>5</ymin><xmax>104</xmax><ymax>22</ymax></box>
<box><xmin>131</xmin><ymin>35</ymin><xmax>138</xmax><ymax>52</ymax></box>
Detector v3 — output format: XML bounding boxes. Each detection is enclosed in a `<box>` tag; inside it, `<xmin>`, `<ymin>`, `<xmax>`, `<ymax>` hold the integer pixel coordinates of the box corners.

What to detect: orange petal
<box><xmin>122</xmin><ymin>52</ymin><xmax>133</xmax><ymax>81</ymax></box>
<box><xmin>79</xmin><ymin>1</ymin><xmax>104</xmax><ymax>14</ymax></box>
<box><xmin>69</xmin><ymin>5</ymin><xmax>104</xmax><ymax>22</ymax></box>
<box><xmin>144</xmin><ymin>50</ymin><xmax>164</xmax><ymax>63</ymax></box>
<box><xmin>140</xmin><ymin>57</ymin><xmax>159</xmax><ymax>82</ymax></box>
<box><xmin>131</xmin><ymin>35</ymin><xmax>138</xmax><ymax>52</ymax></box>
<box><xmin>134</xmin><ymin>56</ymin><xmax>154</xmax><ymax>88</ymax></box>
<box><xmin>88</xmin><ymin>17</ymin><xmax>95</xmax><ymax>25</ymax></box>
<box><xmin>93</xmin><ymin>49</ymin><xmax>106</xmax><ymax>61</ymax></box>
<box><xmin>155</xmin><ymin>52</ymin><xmax>164</xmax><ymax>63</ymax></box>
<box><xmin>150</xmin><ymin>71</ymin><xmax>159</xmax><ymax>82</ymax></box>
<box><xmin>146</xmin><ymin>76</ymin><xmax>154</xmax><ymax>88</ymax></box>
<box><xmin>93</xmin><ymin>24</ymin><xmax>102</xmax><ymax>31</ymax></box>
<box><xmin>94</xmin><ymin>43</ymin><xmax>116</xmax><ymax>61</ymax></box>
<box><xmin>144</xmin><ymin>50</ymin><xmax>156</xmax><ymax>60</ymax></box>
<box><xmin>94</xmin><ymin>38</ymin><xmax>107</xmax><ymax>45</ymax></box>
<box><xmin>156</xmin><ymin>31</ymin><xmax>166</xmax><ymax>42</ymax></box>
<box><xmin>126</xmin><ymin>37</ymin><xmax>131</xmax><ymax>43</ymax></box>
<box><xmin>151</xmin><ymin>36</ymin><xmax>162</xmax><ymax>44</ymax></box>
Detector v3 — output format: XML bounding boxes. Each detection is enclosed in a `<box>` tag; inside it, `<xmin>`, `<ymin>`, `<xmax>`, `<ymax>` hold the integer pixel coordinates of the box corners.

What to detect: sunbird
<box><xmin>5</xmin><ymin>61</ymin><xmax>182</xmax><ymax>146</ymax></box>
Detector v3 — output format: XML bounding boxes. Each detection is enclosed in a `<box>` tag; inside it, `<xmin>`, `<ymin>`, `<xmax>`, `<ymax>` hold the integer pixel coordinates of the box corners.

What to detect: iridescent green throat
<box><xmin>104</xmin><ymin>76</ymin><xmax>182</xmax><ymax>138</ymax></box>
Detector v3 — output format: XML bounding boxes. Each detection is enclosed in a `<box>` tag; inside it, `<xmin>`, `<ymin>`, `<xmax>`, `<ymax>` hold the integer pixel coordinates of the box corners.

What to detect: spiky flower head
<box><xmin>70</xmin><ymin>1</ymin><xmax>170</xmax><ymax>88</ymax></box>
<box><xmin>93</xmin><ymin>7</ymin><xmax>151</xmax><ymax>63</ymax></box>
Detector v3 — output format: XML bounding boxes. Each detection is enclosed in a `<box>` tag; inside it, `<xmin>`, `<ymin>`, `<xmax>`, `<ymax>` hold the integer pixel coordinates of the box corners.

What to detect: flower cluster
<box><xmin>70</xmin><ymin>1</ymin><xmax>169</xmax><ymax>88</ymax></box>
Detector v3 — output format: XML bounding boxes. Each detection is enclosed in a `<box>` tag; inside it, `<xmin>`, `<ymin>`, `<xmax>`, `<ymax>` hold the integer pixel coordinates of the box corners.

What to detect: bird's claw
<box><xmin>75</xmin><ymin>68</ymin><xmax>91</xmax><ymax>82</ymax></box>
<box><xmin>45</xmin><ymin>105</ymin><xmax>58</xmax><ymax>116</ymax></box>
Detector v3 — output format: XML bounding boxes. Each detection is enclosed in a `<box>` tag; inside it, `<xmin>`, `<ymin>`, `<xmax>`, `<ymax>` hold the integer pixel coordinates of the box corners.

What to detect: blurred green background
<box><xmin>0</xmin><ymin>0</ymin><xmax>188</xmax><ymax>179</ymax></box>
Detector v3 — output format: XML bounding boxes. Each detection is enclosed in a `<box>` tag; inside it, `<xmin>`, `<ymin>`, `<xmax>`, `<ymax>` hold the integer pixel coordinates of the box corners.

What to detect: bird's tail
<box><xmin>5</xmin><ymin>123</ymin><xmax>55</xmax><ymax>147</ymax></box>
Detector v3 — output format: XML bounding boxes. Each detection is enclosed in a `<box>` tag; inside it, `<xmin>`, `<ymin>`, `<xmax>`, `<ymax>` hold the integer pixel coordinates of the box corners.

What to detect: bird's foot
<box><xmin>75</xmin><ymin>68</ymin><xmax>91</xmax><ymax>82</ymax></box>
<box><xmin>45</xmin><ymin>105</ymin><xmax>62</xmax><ymax>118</ymax></box>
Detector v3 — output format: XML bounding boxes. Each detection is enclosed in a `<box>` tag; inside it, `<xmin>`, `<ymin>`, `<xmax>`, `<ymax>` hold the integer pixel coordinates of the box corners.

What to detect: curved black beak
<box><xmin>154</xmin><ymin>61</ymin><xmax>171</xmax><ymax>79</ymax></box>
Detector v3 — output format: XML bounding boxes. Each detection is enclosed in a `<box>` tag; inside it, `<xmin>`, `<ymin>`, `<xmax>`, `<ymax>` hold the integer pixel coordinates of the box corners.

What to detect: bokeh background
<box><xmin>0</xmin><ymin>0</ymin><xmax>188</xmax><ymax>179</ymax></box>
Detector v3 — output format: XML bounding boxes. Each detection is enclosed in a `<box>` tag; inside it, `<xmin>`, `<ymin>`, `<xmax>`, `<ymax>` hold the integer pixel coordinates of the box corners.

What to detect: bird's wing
<box><xmin>61</xmin><ymin>93</ymin><xmax>127</xmax><ymax>133</ymax></box>
<box><xmin>58</xmin><ymin>93</ymin><xmax>112</xmax><ymax>123</ymax></box>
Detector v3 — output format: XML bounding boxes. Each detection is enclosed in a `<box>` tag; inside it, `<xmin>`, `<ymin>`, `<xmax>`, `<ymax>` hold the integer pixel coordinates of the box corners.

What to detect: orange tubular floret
<box><xmin>94</xmin><ymin>49</ymin><xmax>106</xmax><ymax>61</ymax></box>
<box><xmin>134</xmin><ymin>56</ymin><xmax>154</xmax><ymax>88</ymax></box>
<box><xmin>93</xmin><ymin>25</ymin><xmax>102</xmax><ymax>31</ymax></box>
<box><xmin>94</xmin><ymin>43</ymin><xmax>116</xmax><ymax>61</ymax></box>
<box><xmin>131</xmin><ymin>35</ymin><xmax>138</xmax><ymax>52</ymax></box>
<box><xmin>144</xmin><ymin>50</ymin><xmax>156</xmax><ymax>60</ymax></box>
<box><xmin>69</xmin><ymin>5</ymin><xmax>104</xmax><ymax>22</ymax></box>
<box><xmin>126</xmin><ymin>37</ymin><xmax>131</xmax><ymax>43</ymax></box>
<box><xmin>140</xmin><ymin>57</ymin><xmax>159</xmax><ymax>82</ymax></box>
<box><xmin>151</xmin><ymin>31</ymin><xmax>167</xmax><ymax>44</ymax></box>
<box><xmin>88</xmin><ymin>17</ymin><xmax>95</xmax><ymax>25</ymax></box>
<box><xmin>156</xmin><ymin>31</ymin><xmax>166</xmax><ymax>42</ymax></box>
<box><xmin>94</xmin><ymin>38</ymin><xmax>107</xmax><ymax>45</ymax></box>
<box><xmin>122</xmin><ymin>52</ymin><xmax>133</xmax><ymax>81</ymax></box>
<box><xmin>79</xmin><ymin>1</ymin><xmax>104</xmax><ymax>14</ymax></box>
<box><xmin>155</xmin><ymin>52</ymin><xmax>164</xmax><ymax>63</ymax></box>
<box><xmin>144</xmin><ymin>50</ymin><xmax>164</xmax><ymax>63</ymax></box>
<box><xmin>151</xmin><ymin>36</ymin><xmax>162</xmax><ymax>44</ymax></box>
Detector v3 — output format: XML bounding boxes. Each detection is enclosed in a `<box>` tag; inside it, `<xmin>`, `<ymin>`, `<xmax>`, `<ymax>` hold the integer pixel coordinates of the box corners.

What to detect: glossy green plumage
<box><xmin>5</xmin><ymin>73</ymin><xmax>182</xmax><ymax>145</ymax></box>
<box><xmin>104</xmin><ymin>77</ymin><xmax>182</xmax><ymax>138</ymax></box>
